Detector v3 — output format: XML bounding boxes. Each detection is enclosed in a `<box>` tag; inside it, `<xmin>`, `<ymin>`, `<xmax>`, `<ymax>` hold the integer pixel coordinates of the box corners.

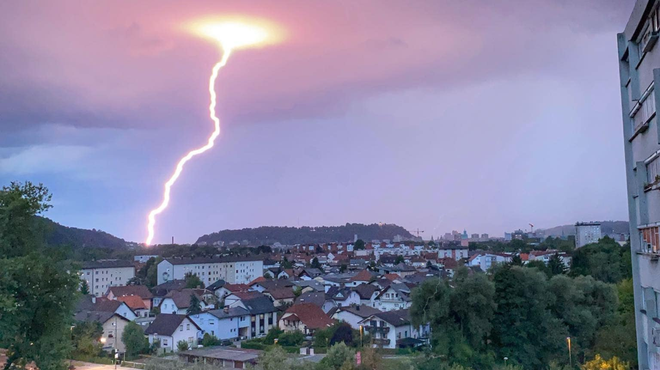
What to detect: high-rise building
<box><xmin>575</xmin><ymin>222</ymin><xmax>602</xmax><ymax>248</ymax></box>
<box><xmin>618</xmin><ymin>2</ymin><xmax>660</xmax><ymax>367</ymax></box>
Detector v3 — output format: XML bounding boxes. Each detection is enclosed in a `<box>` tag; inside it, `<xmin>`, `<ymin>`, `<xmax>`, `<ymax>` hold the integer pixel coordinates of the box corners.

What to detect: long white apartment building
<box><xmin>157</xmin><ymin>256</ymin><xmax>264</xmax><ymax>286</ymax></box>
<box><xmin>81</xmin><ymin>260</ymin><xmax>136</xmax><ymax>297</ymax></box>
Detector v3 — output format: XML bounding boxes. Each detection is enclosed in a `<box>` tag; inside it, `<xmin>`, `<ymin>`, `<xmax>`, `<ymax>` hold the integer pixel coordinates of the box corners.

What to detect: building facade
<box><xmin>575</xmin><ymin>222</ymin><xmax>602</xmax><ymax>248</ymax></box>
<box><xmin>157</xmin><ymin>257</ymin><xmax>264</xmax><ymax>286</ymax></box>
<box><xmin>81</xmin><ymin>260</ymin><xmax>135</xmax><ymax>297</ymax></box>
<box><xmin>619</xmin><ymin>2</ymin><xmax>660</xmax><ymax>368</ymax></box>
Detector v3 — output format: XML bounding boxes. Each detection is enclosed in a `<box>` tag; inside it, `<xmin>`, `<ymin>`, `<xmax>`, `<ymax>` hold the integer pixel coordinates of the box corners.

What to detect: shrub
<box><xmin>201</xmin><ymin>333</ymin><xmax>221</xmax><ymax>347</ymax></box>
<box><xmin>177</xmin><ymin>340</ymin><xmax>189</xmax><ymax>352</ymax></box>
<box><xmin>264</xmin><ymin>327</ymin><xmax>283</xmax><ymax>345</ymax></box>
<box><xmin>278</xmin><ymin>331</ymin><xmax>304</xmax><ymax>346</ymax></box>
<box><xmin>241</xmin><ymin>341</ymin><xmax>267</xmax><ymax>350</ymax></box>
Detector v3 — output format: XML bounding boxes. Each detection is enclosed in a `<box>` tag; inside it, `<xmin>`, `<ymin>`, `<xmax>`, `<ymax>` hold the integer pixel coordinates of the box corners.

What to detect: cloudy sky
<box><xmin>0</xmin><ymin>0</ymin><xmax>635</xmax><ymax>244</ymax></box>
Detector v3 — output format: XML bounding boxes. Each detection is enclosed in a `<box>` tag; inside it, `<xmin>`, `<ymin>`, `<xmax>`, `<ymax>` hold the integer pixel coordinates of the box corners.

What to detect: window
<box><xmin>647</xmin><ymin>155</ymin><xmax>660</xmax><ymax>184</ymax></box>
<box><xmin>210</xmin><ymin>320</ymin><xmax>215</xmax><ymax>325</ymax></box>
<box><xmin>179</xmin><ymin>325</ymin><xmax>183</xmax><ymax>332</ymax></box>
<box><xmin>642</xmin><ymin>227</ymin><xmax>660</xmax><ymax>253</ymax></box>
<box><xmin>163</xmin><ymin>339</ymin><xmax>168</xmax><ymax>346</ymax></box>
<box><xmin>186</xmin><ymin>324</ymin><xmax>190</xmax><ymax>330</ymax></box>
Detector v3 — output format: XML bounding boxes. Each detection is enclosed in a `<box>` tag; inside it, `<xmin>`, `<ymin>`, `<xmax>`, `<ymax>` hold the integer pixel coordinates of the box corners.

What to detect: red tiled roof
<box><xmin>249</xmin><ymin>276</ymin><xmax>267</xmax><ymax>286</ymax></box>
<box><xmin>117</xmin><ymin>295</ymin><xmax>147</xmax><ymax>310</ymax></box>
<box><xmin>283</xmin><ymin>303</ymin><xmax>334</xmax><ymax>330</ymax></box>
<box><xmin>107</xmin><ymin>285</ymin><xmax>153</xmax><ymax>299</ymax></box>
<box><xmin>224</xmin><ymin>283</ymin><xmax>250</xmax><ymax>292</ymax></box>
<box><xmin>520</xmin><ymin>253</ymin><xmax>530</xmax><ymax>261</ymax></box>
<box><xmin>383</xmin><ymin>273</ymin><xmax>401</xmax><ymax>281</ymax></box>
<box><xmin>350</xmin><ymin>269</ymin><xmax>373</xmax><ymax>282</ymax></box>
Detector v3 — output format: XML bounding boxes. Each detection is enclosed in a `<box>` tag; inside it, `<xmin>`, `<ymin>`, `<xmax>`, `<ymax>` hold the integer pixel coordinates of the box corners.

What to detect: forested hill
<box><xmin>196</xmin><ymin>223</ymin><xmax>414</xmax><ymax>245</ymax></box>
<box><xmin>39</xmin><ymin>217</ymin><xmax>130</xmax><ymax>249</ymax></box>
<box><xmin>540</xmin><ymin>220</ymin><xmax>629</xmax><ymax>237</ymax></box>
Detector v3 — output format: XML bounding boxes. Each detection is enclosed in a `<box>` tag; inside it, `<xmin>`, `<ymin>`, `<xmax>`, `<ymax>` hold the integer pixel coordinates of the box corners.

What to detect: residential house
<box><xmin>278</xmin><ymin>303</ymin><xmax>334</xmax><ymax>335</ymax></box>
<box><xmin>224</xmin><ymin>291</ymin><xmax>264</xmax><ymax>308</ymax></box>
<box><xmin>106</xmin><ymin>285</ymin><xmax>153</xmax><ymax>311</ymax></box>
<box><xmin>159</xmin><ymin>289</ymin><xmax>207</xmax><ymax>315</ymax></box>
<box><xmin>353</xmin><ymin>284</ymin><xmax>380</xmax><ymax>307</ymax></box>
<box><xmin>117</xmin><ymin>295</ymin><xmax>150</xmax><ymax>318</ymax></box>
<box><xmin>190</xmin><ymin>307</ymin><xmax>251</xmax><ymax>341</ymax></box>
<box><xmin>230</xmin><ymin>295</ymin><xmax>278</xmax><ymax>338</ymax></box>
<box><xmin>358</xmin><ymin>309</ymin><xmax>427</xmax><ymax>349</ymax></box>
<box><xmin>346</xmin><ymin>270</ymin><xmax>375</xmax><ymax>287</ymax></box>
<box><xmin>437</xmin><ymin>245</ymin><xmax>469</xmax><ymax>260</ymax></box>
<box><xmin>326</xmin><ymin>287</ymin><xmax>361</xmax><ymax>308</ymax></box>
<box><xmin>145</xmin><ymin>314</ymin><xmax>202</xmax><ymax>353</ymax></box>
<box><xmin>74</xmin><ymin>311</ymin><xmax>131</xmax><ymax>353</ymax></box>
<box><xmin>152</xmin><ymin>280</ymin><xmax>186</xmax><ymax>307</ymax></box>
<box><xmin>372</xmin><ymin>283</ymin><xmax>412</xmax><ymax>311</ymax></box>
<box><xmin>76</xmin><ymin>296</ymin><xmax>137</xmax><ymax>322</ymax></box>
<box><xmin>332</xmin><ymin>305</ymin><xmax>381</xmax><ymax>330</ymax></box>
<box><xmin>263</xmin><ymin>287</ymin><xmax>296</xmax><ymax>308</ymax></box>
<box><xmin>295</xmin><ymin>292</ymin><xmax>336</xmax><ymax>314</ymax></box>
<box><xmin>467</xmin><ymin>253</ymin><xmax>512</xmax><ymax>272</ymax></box>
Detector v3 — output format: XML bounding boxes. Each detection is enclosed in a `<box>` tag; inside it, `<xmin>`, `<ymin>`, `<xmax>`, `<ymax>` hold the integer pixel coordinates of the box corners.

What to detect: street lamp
<box><xmin>100</xmin><ymin>337</ymin><xmax>106</xmax><ymax>344</ymax></box>
<box><xmin>359</xmin><ymin>325</ymin><xmax>363</xmax><ymax>347</ymax></box>
<box><xmin>504</xmin><ymin>357</ymin><xmax>508</xmax><ymax>366</ymax></box>
<box><xmin>566</xmin><ymin>336</ymin><xmax>572</xmax><ymax>368</ymax></box>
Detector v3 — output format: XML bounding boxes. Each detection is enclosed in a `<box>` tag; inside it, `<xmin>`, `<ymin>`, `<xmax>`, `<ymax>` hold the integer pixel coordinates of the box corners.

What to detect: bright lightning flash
<box><xmin>145</xmin><ymin>20</ymin><xmax>280</xmax><ymax>246</ymax></box>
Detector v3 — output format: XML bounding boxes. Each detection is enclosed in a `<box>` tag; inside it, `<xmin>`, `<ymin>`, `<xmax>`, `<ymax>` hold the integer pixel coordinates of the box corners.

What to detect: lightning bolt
<box><xmin>145</xmin><ymin>48</ymin><xmax>232</xmax><ymax>246</ymax></box>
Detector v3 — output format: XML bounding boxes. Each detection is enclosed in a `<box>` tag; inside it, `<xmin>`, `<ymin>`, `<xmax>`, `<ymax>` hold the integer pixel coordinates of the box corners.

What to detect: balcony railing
<box><xmin>371</xmin><ymin>338</ymin><xmax>390</xmax><ymax>346</ymax></box>
<box><xmin>365</xmin><ymin>326</ymin><xmax>390</xmax><ymax>334</ymax></box>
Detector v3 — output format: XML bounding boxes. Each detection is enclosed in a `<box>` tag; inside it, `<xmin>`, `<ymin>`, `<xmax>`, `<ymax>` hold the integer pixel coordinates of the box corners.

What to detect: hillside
<box><xmin>196</xmin><ymin>223</ymin><xmax>414</xmax><ymax>246</ymax></box>
<box><xmin>39</xmin><ymin>217</ymin><xmax>130</xmax><ymax>249</ymax></box>
<box><xmin>540</xmin><ymin>220</ymin><xmax>630</xmax><ymax>237</ymax></box>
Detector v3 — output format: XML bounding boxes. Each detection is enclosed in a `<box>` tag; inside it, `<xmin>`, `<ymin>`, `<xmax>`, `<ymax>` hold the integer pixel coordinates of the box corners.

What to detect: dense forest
<box><xmin>39</xmin><ymin>217</ymin><xmax>131</xmax><ymax>250</ymax></box>
<box><xmin>196</xmin><ymin>223</ymin><xmax>414</xmax><ymax>245</ymax></box>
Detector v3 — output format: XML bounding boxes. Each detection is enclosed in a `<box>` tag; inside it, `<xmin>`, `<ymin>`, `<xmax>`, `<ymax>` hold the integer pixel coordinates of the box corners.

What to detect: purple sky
<box><xmin>0</xmin><ymin>0</ymin><xmax>635</xmax><ymax>243</ymax></box>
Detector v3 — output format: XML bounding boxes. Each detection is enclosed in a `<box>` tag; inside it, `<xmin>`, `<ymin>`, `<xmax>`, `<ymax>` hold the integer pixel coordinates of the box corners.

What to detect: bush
<box><xmin>202</xmin><ymin>333</ymin><xmax>221</xmax><ymax>347</ymax></box>
<box><xmin>241</xmin><ymin>340</ymin><xmax>267</xmax><ymax>350</ymax></box>
<box><xmin>264</xmin><ymin>328</ymin><xmax>283</xmax><ymax>345</ymax></box>
<box><xmin>177</xmin><ymin>340</ymin><xmax>189</xmax><ymax>352</ymax></box>
<box><xmin>281</xmin><ymin>346</ymin><xmax>300</xmax><ymax>354</ymax></box>
<box><xmin>278</xmin><ymin>331</ymin><xmax>304</xmax><ymax>346</ymax></box>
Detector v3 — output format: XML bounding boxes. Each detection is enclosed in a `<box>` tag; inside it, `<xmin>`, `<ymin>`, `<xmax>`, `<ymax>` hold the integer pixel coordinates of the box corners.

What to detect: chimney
<box><xmin>356</xmin><ymin>305</ymin><xmax>360</xmax><ymax>311</ymax></box>
<box><xmin>91</xmin><ymin>296</ymin><xmax>97</xmax><ymax>304</ymax></box>
<box><xmin>224</xmin><ymin>306</ymin><xmax>229</xmax><ymax>313</ymax></box>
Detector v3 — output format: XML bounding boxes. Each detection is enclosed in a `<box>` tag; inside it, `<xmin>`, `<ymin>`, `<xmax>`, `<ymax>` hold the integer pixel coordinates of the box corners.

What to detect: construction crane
<box><xmin>529</xmin><ymin>223</ymin><xmax>534</xmax><ymax>233</ymax></box>
<box><xmin>411</xmin><ymin>228</ymin><xmax>425</xmax><ymax>237</ymax></box>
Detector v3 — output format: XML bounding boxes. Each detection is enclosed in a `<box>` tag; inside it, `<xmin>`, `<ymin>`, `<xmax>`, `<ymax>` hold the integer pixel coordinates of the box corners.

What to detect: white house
<box><xmin>327</xmin><ymin>287</ymin><xmax>361</xmax><ymax>308</ymax></box>
<box><xmin>228</xmin><ymin>295</ymin><xmax>278</xmax><ymax>338</ymax></box>
<box><xmin>74</xmin><ymin>311</ymin><xmax>131</xmax><ymax>353</ymax></box>
<box><xmin>467</xmin><ymin>253</ymin><xmax>512</xmax><ymax>272</ymax></box>
<box><xmin>159</xmin><ymin>289</ymin><xmax>207</xmax><ymax>315</ymax></box>
<box><xmin>372</xmin><ymin>283</ymin><xmax>412</xmax><ymax>312</ymax></box>
<box><xmin>437</xmin><ymin>245</ymin><xmax>469</xmax><ymax>260</ymax></box>
<box><xmin>358</xmin><ymin>309</ymin><xmax>427</xmax><ymax>349</ymax></box>
<box><xmin>190</xmin><ymin>307</ymin><xmax>251</xmax><ymax>341</ymax></box>
<box><xmin>145</xmin><ymin>314</ymin><xmax>202</xmax><ymax>353</ymax></box>
<box><xmin>332</xmin><ymin>305</ymin><xmax>381</xmax><ymax>330</ymax></box>
<box><xmin>157</xmin><ymin>257</ymin><xmax>263</xmax><ymax>286</ymax></box>
<box><xmin>81</xmin><ymin>260</ymin><xmax>135</xmax><ymax>297</ymax></box>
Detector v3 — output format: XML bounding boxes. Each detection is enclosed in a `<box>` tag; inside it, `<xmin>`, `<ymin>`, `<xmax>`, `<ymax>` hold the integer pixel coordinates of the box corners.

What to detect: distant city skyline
<box><xmin>0</xmin><ymin>0</ymin><xmax>635</xmax><ymax>243</ymax></box>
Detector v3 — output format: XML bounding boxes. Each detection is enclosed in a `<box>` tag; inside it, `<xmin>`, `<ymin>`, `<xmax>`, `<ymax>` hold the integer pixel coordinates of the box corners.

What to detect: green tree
<box><xmin>354</xmin><ymin>239</ymin><xmax>366</xmax><ymax>250</ymax></box>
<box><xmin>311</xmin><ymin>257</ymin><xmax>322</xmax><ymax>269</ymax></box>
<box><xmin>593</xmin><ymin>278</ymin><xmax>638</xmax><ymax>367</ymax></box>
<box><xmin>80</xmin><ymin>279</ymin><xmax>90</xmax><ymax>295</ymax></box>
<box><xmin>256</xmin><ymin>346</ymin><xmax>307</xmax><ymax>370</ymax></box>
<box><xmin>340</xmin><ymin>264</ymin><xmax>348</xmax><ymax>272</ymax></box>
<box><xmin>548</xmin><ymin>254</ymin><xmax>567</xmax><ymax>276</ymax></box>
<box><xmin>394</xmin><ymin>255</ymin><xmax>405</xmax><ymax>265</ymax></box>
<box><xmin>510</xmin><ymin>255</ymin><xmax>523</xmax><ymax>266</ymax></box>
<box><xmin>187</xmin><ymin>294</ymin><xmax>202</xmax><ymax>315</ymax></box>
<box><xmin>0</xmin><ymin>182</ymin><xmax>81</xmax><ymax>370</ymax></box>
<box><xmin>281</xmin><ymin>256</ymin><xmax>293</xmax><ymax>269</ymax></box>
<box><xmin>71</xmin><ymin>321</ymin><xmax>103</xmax><ymax>358</ymax></box>
<box><xmin>570</xmin><ymin>238</ymin><xmax>631</xmax><ymax>284</ymax></box>
<box><xmin>278</xmin><ymin>330</ymin><xmax>304</xmax><ymax>346</ymax></box>
<box><xmin>582</xmin><ymin>354</ymin><xmax>628</xmax><ymax>370</ymax></box>
<box><xmin>525</xmin><ymin>260</ymin><xmax>551</xmax><ymax>277</ymax></box>
<box><xmin>122</xmin><ymin>321</ymin><xmax>149</xmax><ymax>360</ymax></box>
<box><xmin>491</xmin><ymin>266</ymin><xmax>565</xmax><ymax>369</ymax></box>
<box><xmin>185</xmin><ymin>272</ymin><xmax>205</xmax><ymax>289</ymax></box>
<box><xmin>330</xmin><ymin>323</ymin><xmax>354</xmax><ymax>346</ymax></box>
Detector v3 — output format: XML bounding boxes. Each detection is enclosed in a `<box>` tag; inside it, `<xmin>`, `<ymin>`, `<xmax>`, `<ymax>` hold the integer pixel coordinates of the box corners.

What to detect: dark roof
<box><xmin>242</xmin><ymin>296</ymin><xmax>277</xmax><ymax>315</ymax></box>
<box><xmin>206</xmin><ymin>307</ymin><xmax>250</xmax><ymax>320</ymax></box>
<box><xmin>164</xmin><ymin>256</ymin><xmax>261</xmax><ymax>266</ymax></box>
<box><xmin>82</xmin><ymin>260</ymin><xmax>134</xmax><ymax>269</ymax></box>
<box><xmin>107</xmin><ymin>285</ymin><xmax>153</xmax><ymax>299</ymax></box>
<box><xmin>373</xmin><ymin>309</ymin><xmax>411</xmax><ymax>327</ymax></box>
<box><xmin>207</xmin><ymin>279</ymin><xmax>227</xmax><ymax>291</ymax></box>
<box><xmin>329</xmin><ymin>287</ymin><xmax>354</xmax><ymax>302</ymax></box>
<box><xmin>353</xmin><ymin>284</ymin><xmax>379</xmax><ymax>300</ymax></box>
<box><xmin>282</xmin><ymin>303</ymin><xmax>334</xmax><ymax>330</ymax></box>
<box><xmin>74</xmin><ymin>310</ymin><xmax>128</xmax><ymax>324</ymax></box>
<box><xmin>266</xmin><ymin>287</ymin><xmax>296</xmax><ymax>300</ymax></box>
<box><xmin>178</xmin><ymin>347</ymin><xmax>260</xmax><ymax>362</ymax></box>
<box><xmin>145</xmin><ymin>314</ymin><xmax>200</xmax><ymax>336</ymax></box>
<box><xmin>293</xmin><ymin>280</ymin><xmax>325</xmax><ymax>292</ymax></box>
<box><xmin>153</xmin><ymin>280</ymin><xmax>186</xmax><ymax>297</ymax></box>
<box><xmin>336</xmin><ymin>305</ymin><xmax>381</xmax><ymax>318</ymax></box>
<box><xmin>75</xmin><ymin>296</ymin><xmax>124</xmax><ymax>313</ymax></box>
<box><xmin>301</xmin><ymin>268</ymin><xmax>323</xmax><ymax>277</ymax></box>
<box><xmin>161</xmin><ymin>289</ymin><xmax>203</xmax><ymax>309</ymax></box>
<box><xmin>255</xmin><ymin>280</ymin><xmax>294</xmax><ymax>291</ymax></box>
<box><xmin>296</xmin><ymin>292</ymin><xmax>328</xmax><ymax>307</ymax></box>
